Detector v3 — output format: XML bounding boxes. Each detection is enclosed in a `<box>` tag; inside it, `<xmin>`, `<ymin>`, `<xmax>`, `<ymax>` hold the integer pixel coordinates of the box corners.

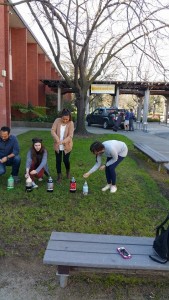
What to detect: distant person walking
<box><xmin>0</xmin><ymin>126</ymin><xmax>21</xmax><ymax>183</ymax></box>
<box><xmin>129</xmin><ymin>109</ymin><xmax>135</xmax><ymax>131</ymax></box>
<box><xmin>83</xmin><ymin>140</ymin><xmax>128</xmax><ymax>193</ymax></box>
<box><xmin>51</xmin><ymin>109</ymin><xmax>74</xmax><ymax>183</ymax></box>
<box><xmin>124</xmin><ymin>110</ymin><xmax>130</xmax><ymax>131</ymax></box>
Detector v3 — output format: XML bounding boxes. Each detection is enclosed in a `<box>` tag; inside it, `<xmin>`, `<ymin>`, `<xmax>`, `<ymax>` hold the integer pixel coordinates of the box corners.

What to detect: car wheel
<box><xmin>103</xmin><ymin>121</ymin><xmax>109</xmax><ymax>129</ymax></box>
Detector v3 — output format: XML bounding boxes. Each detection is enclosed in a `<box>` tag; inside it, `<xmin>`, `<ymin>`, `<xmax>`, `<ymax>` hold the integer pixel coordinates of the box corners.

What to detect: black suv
<box><xmin>86</xmin><ymin>107</ymin><xmax>125</xmax><ymax>129</ymax></box>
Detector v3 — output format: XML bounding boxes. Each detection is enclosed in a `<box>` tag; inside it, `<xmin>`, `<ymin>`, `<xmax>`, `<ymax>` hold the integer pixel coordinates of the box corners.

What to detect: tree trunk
<box><xmin>75</xmin><ymin>92</ymin><xmax>88</xmax><ymax>135</ymax></box>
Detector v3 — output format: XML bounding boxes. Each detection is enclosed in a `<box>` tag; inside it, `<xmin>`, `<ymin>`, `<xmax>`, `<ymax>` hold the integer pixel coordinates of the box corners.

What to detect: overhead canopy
<box><xmin>41</xmin><ymin>80</ymin><xmax>169</xmax><ymax>97</ymax></box>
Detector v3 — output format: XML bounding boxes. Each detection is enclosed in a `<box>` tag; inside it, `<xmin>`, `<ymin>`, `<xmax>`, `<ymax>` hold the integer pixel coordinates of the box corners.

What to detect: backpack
<box><xmin>149</xmin><ymin>214</ymin><xmax>169</xmax><ymax>264</ymax></box>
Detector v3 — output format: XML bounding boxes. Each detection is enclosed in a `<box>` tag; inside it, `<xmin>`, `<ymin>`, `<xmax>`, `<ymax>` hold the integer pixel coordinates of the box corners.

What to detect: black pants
<box><xmin>55</xmin><ymin>151</ymin><xmax>70</xmax><ymax>173</ymax></box>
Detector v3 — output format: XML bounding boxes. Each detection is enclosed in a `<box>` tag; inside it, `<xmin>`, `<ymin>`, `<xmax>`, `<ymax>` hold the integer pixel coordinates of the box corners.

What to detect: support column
<box><xmin>143</xmin><ymin>88</ymin><xmax>150</xmax><ymax>123</ymax></box>
<box><xmin>10</xmin><ymin>28</ymin><xmax>28</xmax><ymax>105</ymax></box>
<box><xmin>114</xmin><ymin>86</ymin><xmax>119</xmax><ymax>108</ymax></box>
<box><xmin>38</xmin><ymin>54</ymin><xmax>46</xmax><ymax>106</ymax></box>
<box><xmin>164</xmin><ymin>97</ymin><xmax>169</xmax><ymax>123</ymax></box>
<box><xmin>86</xmin><ymin>90</ymin><xmax>90</xmax><ymax>114</ymax></box>
<box><xmin>27</xmin><ymin>43</ymin><xmax>38</xmax><ymax>106</ymax></box>
<box><xmin>137</xmin><ymin>97</ymin><xmax>143</xmax><ymax>121</ymax></box>
<box><xmin>57</xmin><ymin>87</ymin><xmax>61</xmax><ymax>111</ymax></box>
<box><xmin>45</xmin><ymin>61</ymin><xmax>52</xmax><ymax>94</ymax></box>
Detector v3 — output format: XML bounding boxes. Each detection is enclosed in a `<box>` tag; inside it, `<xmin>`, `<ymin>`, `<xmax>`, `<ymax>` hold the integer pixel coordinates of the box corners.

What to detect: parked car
<box><xmin>86</xmin><ymin>107</ymin><xmax>125</xmax><ymax>129</ymax></box>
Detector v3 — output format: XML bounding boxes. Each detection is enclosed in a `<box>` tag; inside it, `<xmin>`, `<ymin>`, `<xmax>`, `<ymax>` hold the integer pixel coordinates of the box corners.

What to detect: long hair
<box><xmin>31</xmin><ymin>138</ymin><xmax>46</xmax><ymax>166</ymax></box>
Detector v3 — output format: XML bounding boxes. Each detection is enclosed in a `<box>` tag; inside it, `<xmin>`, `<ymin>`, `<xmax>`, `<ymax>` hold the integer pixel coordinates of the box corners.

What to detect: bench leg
<box><xmin>57</xmin><ymin>265</ymin><xmax>70</xmax><ymax>288</ymax></box>
<box><xmin>158</xmin><ymin>164</ymin><xmax>161</xmax><ymax>172</ymax></box>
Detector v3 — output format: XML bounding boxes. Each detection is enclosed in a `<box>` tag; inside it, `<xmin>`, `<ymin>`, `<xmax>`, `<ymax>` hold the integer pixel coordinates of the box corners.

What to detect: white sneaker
<box><xmin>32</xmin><ymin>182</ymin><xmax>38</xmax><ymax>189</ymax></box>
<box><xmin>38</xmin><ymin>178</ymin><xmax>43</xmax><ymax>182</ymax></box>
<box><xmin>110</xmin><ymin>185</ymin><xmax>117</xmax><ymax>193</ymax></box>
<box><xmin>101</xmin><ymin>184</ymin><xmax>111</xmax><ymax>192</ymax></box>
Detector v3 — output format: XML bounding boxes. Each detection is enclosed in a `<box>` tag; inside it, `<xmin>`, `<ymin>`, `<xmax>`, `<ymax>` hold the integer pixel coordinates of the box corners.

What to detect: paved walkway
<box><xmin>11</xmin><ymin>122</ymin><xmax>169</xmax><ymax>159</ymax></box>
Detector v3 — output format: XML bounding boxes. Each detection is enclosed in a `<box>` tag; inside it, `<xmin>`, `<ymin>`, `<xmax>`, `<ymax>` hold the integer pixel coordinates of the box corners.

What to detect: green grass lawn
<box><xmin>0</xmin><ymin>130</ymin><xmax>169</xmax><ymax>258</ymax></box>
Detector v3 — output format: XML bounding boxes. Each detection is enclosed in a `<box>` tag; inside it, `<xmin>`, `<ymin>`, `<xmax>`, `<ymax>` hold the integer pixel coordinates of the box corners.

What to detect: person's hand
<box><xmin>83</xmin><ymin>172</ymin><xmax>90</xmax><ymax>178</ymax></box>
<box><xmin>1</xmin><ymin>157</ymin><xmax>7</xmax><ymax>163</ymax></box>
<box><xmin>99</xmin><ymin>165</ymin><xmax>106</xmax><ymax>170</ymax></box>
<box><xmin>30</xmin><ymin>170</ymin><xmax>37</xmax><ymax>175</ymax></box>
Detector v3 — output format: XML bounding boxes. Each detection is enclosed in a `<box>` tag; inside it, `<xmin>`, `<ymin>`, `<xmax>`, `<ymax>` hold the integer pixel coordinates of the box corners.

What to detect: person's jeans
<box><xmin>55</xmin><ymin>151</ymin><xmax>70</xmax><ymax>173</ymax></box>
<box><xmin>0</xmin><ymin>155</ymin><xmax>21</xmax><ymax>176</ymax></box>
<box><xmin>105</xmin><ymin>156</ymin><xmax>124</xmax><ymax>185</ymax></box>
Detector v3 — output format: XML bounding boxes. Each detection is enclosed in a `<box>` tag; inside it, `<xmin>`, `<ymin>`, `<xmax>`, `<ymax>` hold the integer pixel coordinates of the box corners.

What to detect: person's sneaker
<box><xmin>13</xmin><ymin>176</ymin><xmax>21</xmax><ymax>184</ymax></box>
<box><xmin>32</xmin><ymin>182</ymin><xmax>38</xmax><ymax>189</ymax></box>
<box><xmin>38</xmin><ymin>177</ymin><xmax>43</xmax><ymax>182</ymax></box>
<box><xmin>101</xmin><ymin>184</ymin><xmax>111</xmax><ymax>192</ymax></box>
<box><xmin>110</xmin><ymin>185</ymin><xmax>117</xmax><ymax>193</ymax></box>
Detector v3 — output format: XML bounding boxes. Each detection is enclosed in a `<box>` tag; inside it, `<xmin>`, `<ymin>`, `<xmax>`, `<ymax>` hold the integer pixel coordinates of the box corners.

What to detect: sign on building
<box><xmin>90</xmin><ymin>84</ymin><xmax>116</xmax><ymax>95</ymax></box>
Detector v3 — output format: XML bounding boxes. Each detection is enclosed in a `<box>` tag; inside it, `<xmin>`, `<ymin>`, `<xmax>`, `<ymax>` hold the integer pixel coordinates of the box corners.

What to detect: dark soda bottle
<box><xmin>70</xmin><ymin>176</ymin><xmax>76</xmax><ymax>193</ymax></box>
<box><xmin>47</xmin><ymin>176</ymin><xmax>54</xmax><ymax>192</ymax></box>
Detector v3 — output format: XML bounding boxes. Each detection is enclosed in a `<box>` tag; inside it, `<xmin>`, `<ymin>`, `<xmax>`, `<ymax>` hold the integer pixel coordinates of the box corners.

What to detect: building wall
<box><xmin>0</xmin><ymin>5</ymin><xmax>9</xmax><ymax>127</ymax></box>
<box><xmin>0</xmin><ymin>5</ymin><xmax>69</xmax><ymax>128</ymax></box>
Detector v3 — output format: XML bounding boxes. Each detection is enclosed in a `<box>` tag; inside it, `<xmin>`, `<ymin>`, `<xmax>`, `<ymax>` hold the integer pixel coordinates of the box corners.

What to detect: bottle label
<box><xmin>47</xmin><ymin>182</ymin><xmax>54</xmax><ymax>190</ymax></box>
<box><xmin>83</xmin><ymin>186</ymin><xmax>88</xmax><ymax>195</ymax></box>
<box><xmin>70</xmin><ymin>182</ymin><xmax>76</xmax><ymax>191</ymax></box>
<box><xmin>7</xmin><ymin>178</ymin><xmax>14</xmax><ymax>189</ymax></box>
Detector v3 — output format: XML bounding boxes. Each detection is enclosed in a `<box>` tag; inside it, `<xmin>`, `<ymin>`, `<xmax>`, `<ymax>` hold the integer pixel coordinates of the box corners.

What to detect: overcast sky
<box><xmin>11</xmin><ymin>0</ymin><xmax>169</xmax><ymax>82</ymax></box>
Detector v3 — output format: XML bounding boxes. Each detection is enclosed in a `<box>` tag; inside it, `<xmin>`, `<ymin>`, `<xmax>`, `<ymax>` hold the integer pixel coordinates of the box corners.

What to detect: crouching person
<box><xmin>25</xmin><ymin>138</ymin><xmax>49</xmax><ymax>189</ymax></box>
<box><xmin>0</xmin><ymin>126</ymin><xmax>21</xmax><ymax>183</ymax></box>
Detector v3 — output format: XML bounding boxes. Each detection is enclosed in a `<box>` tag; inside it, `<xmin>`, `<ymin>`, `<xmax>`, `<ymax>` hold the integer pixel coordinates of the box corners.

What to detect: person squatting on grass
<box><xmin>51</xmin><ymin>109</ymin><xmax>74</xmax><ymax>183</ymax></box>
<box><xmin>0</xmin><ymin>126</ymin><xmax>21</xmax><ymax>183</ymax></box>
<box><xmin>25</xmin><ymin>138</ymin><xmax>49</xmax><ymax>189</ymax></box>
<box><xmin>83</xmin><ymin>140</ymin><xmax>128</xmax><ymax>193</ymax></box>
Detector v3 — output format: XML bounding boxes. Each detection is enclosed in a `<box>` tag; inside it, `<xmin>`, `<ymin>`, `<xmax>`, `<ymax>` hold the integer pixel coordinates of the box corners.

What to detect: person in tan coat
<box><xmin>51</xmin><ymin>109</ymin><xmax>74</xmax><ymax>183</ymax></box>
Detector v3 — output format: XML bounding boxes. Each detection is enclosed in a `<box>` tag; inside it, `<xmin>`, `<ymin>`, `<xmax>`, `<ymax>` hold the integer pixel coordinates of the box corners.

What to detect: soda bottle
<box><xmin>70</xmin><ymin>176</ymin><xmax>76</xmax><ymax>193</ymax></box>
<box><xmin>47</xmin><ymin>176</ymin><xmax>54</xmax><ymax>192</ymax></box>
<box><xmin>83</xmin><ymin>181</ymin><xmax>88</xmax><ymax>195</ymax></box>
<box><xmin>25</xmin><ymin>176</ymin><xmax>32</xmax><ymax>192</ymax></box>
<box><xmin>7</xmin><ymin>175</ymin><xmax>14</xmax><ymax>190</ymax></box>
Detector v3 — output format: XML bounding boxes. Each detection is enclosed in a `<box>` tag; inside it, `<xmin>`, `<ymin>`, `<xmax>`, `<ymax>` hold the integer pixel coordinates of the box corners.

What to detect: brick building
<box><xmin>0</xmin><ymin>3</ymin><xmax>64</xmax><ymax>128</ymax></box>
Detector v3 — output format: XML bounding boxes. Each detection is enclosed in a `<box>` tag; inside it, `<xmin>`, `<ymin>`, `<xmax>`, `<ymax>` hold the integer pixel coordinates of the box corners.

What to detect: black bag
<box><xmin>149</xmin><ymin>214</ymin><xmax>169</xmax><ymax>264</ymax></box>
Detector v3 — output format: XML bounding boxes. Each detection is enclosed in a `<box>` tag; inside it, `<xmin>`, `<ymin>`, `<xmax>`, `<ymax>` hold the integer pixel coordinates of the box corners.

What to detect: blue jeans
<box><xmin>105</xmin><ymin>156</ymin><xmax>124</xmax><ymax>185</ymax></box>
<box><xmin>0</xmin><ymin>155</ymin><xmax>21</xmax><ymax>176</ymax></box>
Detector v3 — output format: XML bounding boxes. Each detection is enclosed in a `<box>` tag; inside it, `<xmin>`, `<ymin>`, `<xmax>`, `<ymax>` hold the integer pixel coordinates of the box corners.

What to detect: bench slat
<box><xmin>50</xmin><ymin>232</ymin><xmax>154</xmax><ymax>245</ymax></box>
<box><xmin>43</xmin><ymin>249</ymin><xmax>169</xmax><ymax>271</ymax></box>
<box><xmin>46</xmin><ymin>240</ymin><xmax>153</xmax><ymax>255</ymax></box>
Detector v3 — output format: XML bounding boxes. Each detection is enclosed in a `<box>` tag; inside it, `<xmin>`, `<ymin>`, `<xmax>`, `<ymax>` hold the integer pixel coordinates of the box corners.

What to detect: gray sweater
<box><xmin>26</xmin><ymin>149</ymin><xmax>49</xmax><ymax>174</ymax></box>
<box><xmin>88</xmin><ymin>140</ymin><xmax>128</xmax><ymax>174</ymax></box>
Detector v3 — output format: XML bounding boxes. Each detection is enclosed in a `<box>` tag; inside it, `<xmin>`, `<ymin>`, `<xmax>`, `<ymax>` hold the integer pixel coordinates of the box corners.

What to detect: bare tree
<box><xmin>5</xmin><ymin>0</ymin><xmax>169</xmax><ymax>133</ymax></box>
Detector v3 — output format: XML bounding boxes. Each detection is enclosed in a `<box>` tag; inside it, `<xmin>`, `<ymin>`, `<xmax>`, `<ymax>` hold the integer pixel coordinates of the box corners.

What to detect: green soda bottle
<box><xmin>7</xmin><ymin>175</ymin><xmax>14</xmax><ymax>190</ymax></box>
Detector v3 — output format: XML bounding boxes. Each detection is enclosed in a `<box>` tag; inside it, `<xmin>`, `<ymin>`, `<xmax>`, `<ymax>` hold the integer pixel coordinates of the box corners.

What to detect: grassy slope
<box><xmin>0</xmin><ymin>130</ymin><xmax>169</xmax><ymax>258</ymax></box>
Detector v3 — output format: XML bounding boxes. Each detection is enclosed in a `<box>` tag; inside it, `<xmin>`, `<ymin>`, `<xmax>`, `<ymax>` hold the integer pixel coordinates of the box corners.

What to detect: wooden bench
<box><xmin>134</xmin><ymin>142</ymin><xmax>169</xmax><ymax>171</ymax></box>
<box><xmin>43</xmin><ymin>231</ymin><xmax>169</xmax><ymax>288</ymax></box>
<box><xmin>164</xmin><ymin>163</ymin><xmax>169</xmax><ymax>174</ymax></box>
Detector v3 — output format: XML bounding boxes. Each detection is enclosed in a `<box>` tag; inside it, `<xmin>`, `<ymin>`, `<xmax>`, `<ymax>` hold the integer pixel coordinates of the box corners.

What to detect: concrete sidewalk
<box><xmin>86</xmin><ymin>122</ymin><xmax>169</xmax><ymax>159</ymax></box>
<box><xmin>11</xmin><ymin>122</ymin><xmax>169</xmax><ymax>159</ymax></box>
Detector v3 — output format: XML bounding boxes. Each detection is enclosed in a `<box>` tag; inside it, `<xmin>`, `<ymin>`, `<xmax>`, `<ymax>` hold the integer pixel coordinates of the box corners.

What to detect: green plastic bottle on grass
<box><xmin>7</xmin><ymin>175</ymin><xmax>14</xmax><ymax>190</ymax></box>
